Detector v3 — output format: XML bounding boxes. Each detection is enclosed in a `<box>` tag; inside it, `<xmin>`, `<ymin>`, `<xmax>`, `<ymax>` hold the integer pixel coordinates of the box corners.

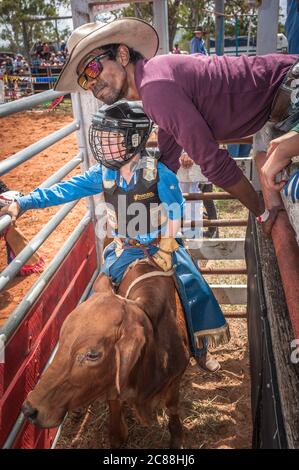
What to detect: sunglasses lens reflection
<box><xmin>78</xmin><ymin>75</ymin><xmax>88</xmax><ymax>90</ymax></box>
<box><xmin>78</xmin><ymin>59</ymin><xmax>104</xmax><ymax>89</ymax></box>
<box><xmin>85</xmin><ymin>60</ymin><xmax>102</xmax><ymax>78</ymax></box>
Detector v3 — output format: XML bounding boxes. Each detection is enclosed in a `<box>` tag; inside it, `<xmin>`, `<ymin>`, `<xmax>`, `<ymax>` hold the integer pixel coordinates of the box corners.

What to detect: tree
<box><xmin>120</xmin><ymin>0</ymin><xmax>284</xmax><ymax>47</ymax></box>
<box><xmin>120</xmin><ymin>1</ymin><xmax>254</xmax><ymax>52</ymax></box>
<box><xmin>0</xmin><ymin>0</ymin><xmax>71</xmax><ymax>59</ymax></box>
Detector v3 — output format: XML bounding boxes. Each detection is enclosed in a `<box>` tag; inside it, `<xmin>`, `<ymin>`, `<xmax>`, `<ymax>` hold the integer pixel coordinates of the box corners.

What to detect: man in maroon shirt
<box><xmin>54</xmin><ymin>18</ymin><xmax>299</xmax><ymax>235</ymax></box>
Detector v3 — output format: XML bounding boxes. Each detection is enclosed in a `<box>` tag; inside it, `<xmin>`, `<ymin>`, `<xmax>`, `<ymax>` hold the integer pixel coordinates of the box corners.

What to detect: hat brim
<box><xmin>54</xmin><ymin>18</ymin><xmax>159</xmax><ymax>93</ymax></box>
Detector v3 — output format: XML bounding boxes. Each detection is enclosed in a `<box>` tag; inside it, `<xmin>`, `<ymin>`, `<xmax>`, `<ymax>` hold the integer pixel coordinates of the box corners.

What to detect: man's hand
<box><xmin>261</xmin><ymin>131</ymin><xmax>299</xmax><ymax>191</ymax></box>
<box><xmin>0</xmin><ymin>201</ymin><xmax>20</xmax><ymax>224</ymax></box>
<box><xmin>179</xmin><ymin>152</ymin><xmax>194</xmax><ymax>169</ymax></box>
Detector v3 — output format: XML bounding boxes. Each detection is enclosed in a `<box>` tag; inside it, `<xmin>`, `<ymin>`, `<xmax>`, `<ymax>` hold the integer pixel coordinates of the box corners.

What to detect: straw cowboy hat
<box><xmin>194</xmin><ymin>25</ymin><xmax>206</xmax><ymax>33</ymax></box>
<box><xmin>54</xmin><ymin>17</ymin><xmax>159</xmax><ymax>93</ymax></box>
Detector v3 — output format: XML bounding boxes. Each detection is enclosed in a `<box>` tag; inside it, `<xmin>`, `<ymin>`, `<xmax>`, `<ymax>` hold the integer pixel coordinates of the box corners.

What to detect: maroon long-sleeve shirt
<box><xmin>134</xmin><ymin>53</ymin><xmax>298</xmax><ymax>187</ymax></box>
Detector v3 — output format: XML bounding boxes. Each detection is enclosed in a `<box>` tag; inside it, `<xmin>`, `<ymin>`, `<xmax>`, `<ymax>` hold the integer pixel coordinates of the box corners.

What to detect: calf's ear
<box><xmin>115</xmin><ymin>322</ymin><xmax>146</xmax><ymax>396</ymax></box>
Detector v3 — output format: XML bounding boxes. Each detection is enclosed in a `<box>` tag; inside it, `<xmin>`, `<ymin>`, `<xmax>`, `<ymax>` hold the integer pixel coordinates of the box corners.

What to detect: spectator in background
<box><xmin>172</xmin><ymin>42</ymin><xmax>181</xmax><ymax>54</ymax></box>
<box><xmin>31</xmin><ymin>53</ymin><xmax>41</xmax><ymax>68</ymax></box>
<box><xmin>13</xmin><ymin>55</ymin><xmax>25</xmax><ymax>74</ymax></box>
<box><xmin>60</xmin><ymin>41</ymin><xmax>66</xmax><ymax>53</ymax></box>
<box><xmin>42</xmin><ymin>43</ymin><xmax>50</xmax><ymax>61</ymax></box>
<box><xmin>36</xmin><ymin>41</ymin><xmax>44</xmax><ymax>57</ymax></box>
<box><xmin>190</xmin><ymin>25</ymin><xmax>208</xmax><ymax>55</ymax></box>
<box><xmin>285</xmin><ymin>0</ymin><xmax>299</xmax><ymax>53</ymax></box>
<box><xmin>4</xmin><ymin>57</ymin><xmax>13</xmax><ymax>75</ymax></box>
<box><xmin>0</xmin><ymin>62</ymin><xmax>6</xmax><ymax>76</ymax></box>
<box><xmin>57</xmin><ymin>52</ymin><xmax>66</xmax><ymax>64</ymax></box>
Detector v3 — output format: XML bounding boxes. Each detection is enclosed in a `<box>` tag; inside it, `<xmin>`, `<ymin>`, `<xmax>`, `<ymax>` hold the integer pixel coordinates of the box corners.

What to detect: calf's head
<box><xmin>22</xmin><ymin>277</ymin><xmax>151</xmax><ymax>428</ymax></box>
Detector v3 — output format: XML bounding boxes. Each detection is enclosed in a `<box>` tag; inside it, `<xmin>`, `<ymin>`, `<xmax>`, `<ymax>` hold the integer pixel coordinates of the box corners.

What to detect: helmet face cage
<box><xmin>89</xmin><ymin>102</ymin><xmax>153</xmax><ymax>169</ymax></box>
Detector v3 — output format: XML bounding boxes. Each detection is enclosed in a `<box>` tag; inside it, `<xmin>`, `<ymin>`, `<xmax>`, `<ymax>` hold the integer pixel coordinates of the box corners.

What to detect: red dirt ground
<box><xmin>0</xmin><ymin>111</ymin><xmax>86</xmax><ymax>325</ymax></box>
<box><xmin>0</xmin><ymin>110</ymin><xmax>252</xmax><ymax>448</ymax></box>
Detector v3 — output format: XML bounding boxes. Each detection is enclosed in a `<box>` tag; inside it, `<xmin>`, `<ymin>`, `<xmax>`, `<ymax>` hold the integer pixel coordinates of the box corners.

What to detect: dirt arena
<box><xmin>0</xmin><ymin>108</ymin><xmax>252</xmax><ymax>449</ymax></box>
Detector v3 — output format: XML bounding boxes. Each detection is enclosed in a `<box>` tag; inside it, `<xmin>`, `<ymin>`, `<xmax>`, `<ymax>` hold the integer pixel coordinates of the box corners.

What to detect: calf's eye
<box><xmin>86</xmin><ymin>350</ymin><xmax>101</xmax><ymax>361</ymax></box>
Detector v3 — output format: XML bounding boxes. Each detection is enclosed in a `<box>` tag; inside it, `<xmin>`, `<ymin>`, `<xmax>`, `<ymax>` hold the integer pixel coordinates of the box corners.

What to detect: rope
<box><xmin>125</xmin><ymin>269</ymin><xmax>174</xmax><ymax>299</ymax></box>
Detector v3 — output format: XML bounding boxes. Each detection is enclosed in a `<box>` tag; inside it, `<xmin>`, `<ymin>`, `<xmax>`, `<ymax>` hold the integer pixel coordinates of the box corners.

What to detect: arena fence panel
<box><xmin>0</xmin><ymin>89</ymin><xmax>100</xmax><ymax>448</ymax></box>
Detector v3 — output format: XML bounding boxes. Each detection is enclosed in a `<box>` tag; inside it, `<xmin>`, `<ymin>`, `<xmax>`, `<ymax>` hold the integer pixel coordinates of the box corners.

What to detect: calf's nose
<box><xmin>22</xmin><ymin>401</ymin><xmax>38</xmax><ymax>422</ymax></box>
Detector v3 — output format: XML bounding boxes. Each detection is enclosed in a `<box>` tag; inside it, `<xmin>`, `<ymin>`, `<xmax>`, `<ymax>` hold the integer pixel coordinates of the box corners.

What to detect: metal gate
<box><xmin>0</xmin><ymin>89</ymin><xmax>101</xmax><ymax>448</ymax></box>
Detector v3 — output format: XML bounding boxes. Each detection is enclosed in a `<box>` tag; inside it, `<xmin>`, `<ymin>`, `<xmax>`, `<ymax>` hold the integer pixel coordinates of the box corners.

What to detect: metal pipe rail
<box><xmin>0</xmin><ymin>211</ymin><xmax>91</xmax><ymax>341</ymax></box>
<box><xmin>2</xmin><ymin>261</ymin><xmax>99</xmax><ymax>449</ymax></box>
<box><xmin>0</xmin><ymin>200</ymin><xmax>79</xmax><ymax>293</ymax></box>
<box><xmin>146</xmin><ymin>137</ymin><xmax>254</xmax><ymax>147</ymax></box>
<box><xmin>224</xmin><ymin>312</ymin><xmax>247</xmax><ymax>318</ymax></box>
<box><xmin>189</xmin><ymin>218</ymin><xmax>248</xmax><ymax>227</ymax></box>
<box><xmin>39</xmin><ymin>152</ymin><xmax>83</xmax><ymax>189</ymax></box>
<box><xmin>0</xmin><ymin>120</ymin><xmax>80</xmax><ymax>177</ymax></box>
<box><xmin>0</xmin><ymin>77</ymin><xmax>101</xmax><ymax>451</ymax></box>
<box><xmin>0</xmin><ymin>90</ymin><xmax>65</xmax><ymax>118</ymax></box>
<box><xmin>183</xmin><ymin>192</ymin><xmax>235</xmax><ymax>200</ymax></box>
<box><xmin>0</xmin><ymin>153</ymin><xmax>83</xmax><ymax>234</ymax></box>
<box><xmin>201</xmin><ymin>267</ymin><xmax>247</xmax><ymax>275</ymax></box>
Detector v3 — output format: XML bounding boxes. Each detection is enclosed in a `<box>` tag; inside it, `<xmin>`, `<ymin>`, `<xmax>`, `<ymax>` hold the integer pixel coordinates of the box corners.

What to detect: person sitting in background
<box><xmin>31</xmin><ymin>53</ymin><xmax>41</xmax><ymax>74</ymax></box>
<box><xmin>56</xmin><ymin>52</ymin><xmax>66</xmax><ymax>64</ymax></box>
<box><xmin>13</xmin><ymin>55</ymin><xmax>23</xmax><ymax>74</ymax></box>
<box><xmin>190</xmin><ymin>25</ymin><xmax>208</xmax><ymax>55</ymax></box>
<box><xmin>4</xmin><ymin>58</ymin><xmax>13</xmax><ymax>75</ymax></box>
<box><xmin>172</xmin><ymin>43</ymin><xmax>181</xmax><ymax>54</ymax></box>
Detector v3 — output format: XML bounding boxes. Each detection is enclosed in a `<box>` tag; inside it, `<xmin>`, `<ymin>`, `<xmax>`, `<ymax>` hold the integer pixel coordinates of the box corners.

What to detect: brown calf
<box><xmin>22</xmin><ymin>262</ymin><xmax>190</xmax><ymax>448</ymax></box>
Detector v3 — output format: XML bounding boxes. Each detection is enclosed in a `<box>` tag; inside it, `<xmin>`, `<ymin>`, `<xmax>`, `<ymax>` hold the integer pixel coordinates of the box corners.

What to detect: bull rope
<box><xmin>124</xmin><ymin>269</ymin><xmax>174</xmax><ymax>299</ymax></box>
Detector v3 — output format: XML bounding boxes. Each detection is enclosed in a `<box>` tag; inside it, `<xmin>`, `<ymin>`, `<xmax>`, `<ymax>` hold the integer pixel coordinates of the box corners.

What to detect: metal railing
<box><xmin>0</xmin><ymin>89</ymin><xmax>64</xmax><ymax>118</ymax></box>
<box><xmin>0</xmin><ymin>88</ymin><xmax>101</xmax><ymax>449</ymax></box>
<box><xmin>2</xmin><ymin>230</ymin><xmax>99</xmax><ymax>449</ymax></box>
<box><xmin>0</xmin><ymin>121</ymin><xmax>80</xmax><ymax>177</ymax></box>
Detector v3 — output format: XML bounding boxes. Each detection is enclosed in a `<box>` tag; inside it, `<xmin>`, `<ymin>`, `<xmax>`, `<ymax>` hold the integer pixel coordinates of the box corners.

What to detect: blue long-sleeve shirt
<box><xmin>17</xmin><ymin>161</ymin><xmax>185</xmax><ymax>243</ymax></box>
<box><xmin>190</xmin><ymin>37</ymin><xmax>208</xmax><ymax>55</ymax></box>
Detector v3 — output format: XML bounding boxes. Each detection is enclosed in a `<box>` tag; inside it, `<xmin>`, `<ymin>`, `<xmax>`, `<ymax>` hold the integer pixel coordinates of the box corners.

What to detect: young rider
<box><xmin>0</xmin><ymin>100</ymin><xmax>229</xmax><ymax>371</ymax></box>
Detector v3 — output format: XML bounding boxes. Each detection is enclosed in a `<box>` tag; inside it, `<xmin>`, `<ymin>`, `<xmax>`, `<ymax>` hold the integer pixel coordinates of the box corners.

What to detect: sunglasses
<box><xmin>77</xmin><ymin>51</ymin><xmax>112</xmax><ymax>90</ymax></box>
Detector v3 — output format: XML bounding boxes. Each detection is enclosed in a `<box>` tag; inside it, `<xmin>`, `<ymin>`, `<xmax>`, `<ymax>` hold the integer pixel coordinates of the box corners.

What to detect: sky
<box><xmin>280</xmin><ymin>0</ymin><xmax>288</xmax><ymax>18</ymax></box>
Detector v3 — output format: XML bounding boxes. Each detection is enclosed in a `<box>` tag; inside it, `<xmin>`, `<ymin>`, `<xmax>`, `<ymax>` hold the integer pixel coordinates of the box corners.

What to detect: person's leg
<box><xmin>201</xmin><ymin>183</ymin><xmax>219</xmax><ymax>238</ymax></box>
<box><xmin>253</xmin><ymin>123</ymin><xmax>285</xmax><ymax>208</ymax></box>
<box><xmin>173</xmin><ymin>244</ymin><xmax>229</xmax><ymax>371</ymax></box>
<box><xmin>101</xmin><ymin>241</ymin><xmax>158</xmax><ymax>286</ymax></box>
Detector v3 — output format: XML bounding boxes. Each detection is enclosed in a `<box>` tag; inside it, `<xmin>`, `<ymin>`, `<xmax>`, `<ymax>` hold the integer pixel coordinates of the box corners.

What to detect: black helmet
<box><xmin>89</xmin><ymin>100</ymin><xmax>153</xmax><ymax>169</ymax></box>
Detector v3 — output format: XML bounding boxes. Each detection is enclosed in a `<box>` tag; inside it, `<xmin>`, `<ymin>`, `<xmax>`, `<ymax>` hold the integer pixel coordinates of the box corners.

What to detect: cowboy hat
<box><xmin>194</xmin><ymin>25</ymin><xmax>205</xmax><ymax>33</ymax></box>
<box><xmin>54</xmin><ymin>17</ymin><xmax>159</xmax><ymax>93</ymax></box>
